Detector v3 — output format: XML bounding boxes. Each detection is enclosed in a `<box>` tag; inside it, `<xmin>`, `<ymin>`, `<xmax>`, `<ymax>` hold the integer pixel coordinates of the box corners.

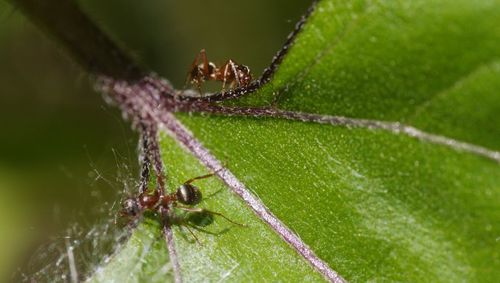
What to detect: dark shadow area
<box><xmin>0</xmin><ymin>0</ymin><xmax>312</xmax><ymax>281</ymax></box>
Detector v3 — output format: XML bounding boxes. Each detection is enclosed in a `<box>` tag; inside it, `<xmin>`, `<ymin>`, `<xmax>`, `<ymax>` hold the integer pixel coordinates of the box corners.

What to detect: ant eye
<box><xmin>176</xmin><ymin>184</ymin><xmax>202</xmax><ymax>205</ymax></box>
<box><xmin>122</xmin><ymin>198</ymin><xmax>140</xmax><ymax>216</ymax></box>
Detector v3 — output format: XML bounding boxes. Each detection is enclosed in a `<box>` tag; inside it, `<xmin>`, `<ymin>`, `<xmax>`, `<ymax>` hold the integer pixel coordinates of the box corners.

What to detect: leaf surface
<box><xmin>91</xmin><ymin>0</ymin><xmax>500</xmax><ymax>282</ymax></box>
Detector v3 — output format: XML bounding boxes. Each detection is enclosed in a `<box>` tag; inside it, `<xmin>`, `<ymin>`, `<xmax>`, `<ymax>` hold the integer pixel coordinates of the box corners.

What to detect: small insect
<box><xmin>185</xmin><ymin>49</ymin><xmax>252</xmax><ymax>94</ymax></box>
<box><xmin>121</xmin><ymin>171</ymin><xmax>244</xmax><ymax>242</ymax></box>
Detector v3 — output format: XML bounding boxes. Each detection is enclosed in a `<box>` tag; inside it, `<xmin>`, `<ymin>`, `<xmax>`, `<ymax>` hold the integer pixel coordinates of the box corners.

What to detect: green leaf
<box><xmin>91</xmin><ymin>0</ymin><xmax>500</xmax><ymax>282</ymax></box>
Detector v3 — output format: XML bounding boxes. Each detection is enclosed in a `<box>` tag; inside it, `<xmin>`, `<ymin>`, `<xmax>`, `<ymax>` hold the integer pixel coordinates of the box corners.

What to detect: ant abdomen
<box><xmin>176</xmin><ymin>184</ymin><xmax>202</xmax><ymax>205</ymax></box>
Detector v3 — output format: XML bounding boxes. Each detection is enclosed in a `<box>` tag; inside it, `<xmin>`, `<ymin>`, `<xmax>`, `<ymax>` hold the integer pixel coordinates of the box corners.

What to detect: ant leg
<box><xmin>184</xmin><ymin>49</ymin><xmax>208</xmax><ymax>95</ymax></box>
<box><xmin>199</xmin><ymin>49</ymin><xmax>209</xmax><ymax>75</ymax></box>
<box><xmin>171</xmin><ymin>213</ymin><xmax>202</xmax><ymax>244</ymax></box>
<box><xmin>228</xmin><ymin>60</ymin><xmax>241</xmax><ymax>87</ymax></box>
<box><xmin>185</xmin><ymin>222</ymin><xmax>228</xmax><ymax>235</ymax></box>
<box><xmin>184</xmin><ymin>172</ymin><xmax>215</xmax><ymax>185</ymax></box>
<box><xmin>229</xmin><ymin>80</ymin><xmax>237</xmax><ymax>90</ymax></box>
<box><xmin>176</xmin><ymin>206</ymin><xmax>246</xmax><ymax>227</ymax></box>
<box><xmin>116</xmin><ymin>209</ymin><xmax>143</xmax><ymax>228</ymax></box>
<box><xmin>197</xmin><ymin>49</ymin><xmax>211</xmax><ymax>97</ymax></box>
<box><xmin>184</xmin><ymin>51</ymin><xmax>201</xmax><ymax>86</ymax></box>
<box><xmin>183</xmin><ymin>224</ymin><xmax>202</xmax><ymax>245</ymax></box>
<box><xmin>183</xmin><ymin>164</ymin><xmax>227</xmax><ymax>185</ymax></box>
<box><xmin>221</xmin><ymin>63</ymin><xmax>231</xmax><ymax>91</ymax></box>
<box><xmin>196</xmin><ymin>84</ymin><xmax>203</xmax><ymax>97</ymax></box>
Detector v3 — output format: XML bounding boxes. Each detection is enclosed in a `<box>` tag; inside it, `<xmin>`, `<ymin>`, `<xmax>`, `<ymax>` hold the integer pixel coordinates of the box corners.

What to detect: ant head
<box><xmin>237</xmin><ymin>64</ymin><xmax>252</xmax><ymax>86</ymax></box>
<box><xmin>121</xmin><ymin>198</ymin><xmax>140</xmax><ymax>217</ymax></box>
<box><xmin>176</xmin><ymin>184</ymin><xmax>202</xmax><ymax>205</ymax></box>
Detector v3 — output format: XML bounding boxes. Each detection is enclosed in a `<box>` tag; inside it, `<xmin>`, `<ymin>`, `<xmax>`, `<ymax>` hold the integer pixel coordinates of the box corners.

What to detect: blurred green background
<box><xmin>0</xmin><ymin>0</ymin><xmax>311</xmax><ymax>281</ymax></box>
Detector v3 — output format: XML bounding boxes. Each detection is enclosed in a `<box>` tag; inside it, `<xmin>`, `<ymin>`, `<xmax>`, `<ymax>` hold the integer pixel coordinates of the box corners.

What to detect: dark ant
<box><xmin>185</xmin><ymin>49</ymin><xmax>252</xmax><ymax>94</ymax></box>
<box><xmin>121</xmin><ymin>171</ymin><xmax>244</xmax><ymax>242</ymax></box>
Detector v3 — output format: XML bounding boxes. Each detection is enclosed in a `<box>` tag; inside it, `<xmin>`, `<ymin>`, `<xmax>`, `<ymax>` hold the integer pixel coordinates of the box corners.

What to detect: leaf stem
<box><xmin>9</xmin><ymin>0</ymin><xmax>144</xmax><ymax>80</ymax></box>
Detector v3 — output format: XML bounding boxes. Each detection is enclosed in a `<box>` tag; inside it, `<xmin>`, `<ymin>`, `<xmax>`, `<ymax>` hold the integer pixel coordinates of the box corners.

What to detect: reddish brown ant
<box><xmin>121</xmin><ymin>170</ymin><xmax>244</xmax><ymax>242</ymax></box>
<box><xmin>185</xmin><ymin>49</ymin><xmax>252</xmax><ymax>94</ymax></box>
